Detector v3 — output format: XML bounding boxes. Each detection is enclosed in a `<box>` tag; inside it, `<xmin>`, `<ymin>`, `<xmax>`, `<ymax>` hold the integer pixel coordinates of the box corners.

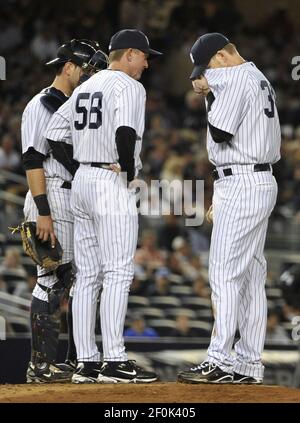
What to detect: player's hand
<box><xmin>128</xmin><ymin>178</ymin><xmax>141</xmax><ymax>191</ymax></box>
<box><xmin>206</xmin><ymin>205</ymin><xmax>213</xmax><ymax>224</ymax></box>
<box><xmin>36</xmin><ymin>215</ymin><xmax>56</xmax><ymax>247</ymax></box>
<box><xmin>192</xmin><ymin>75</ymin><xmax>211</xmax><ymax>97</ymax></box>
<box><xmin>109</xmin><ymin>163</ymin><xmax>122</xmax><ymax>174</ymax></box>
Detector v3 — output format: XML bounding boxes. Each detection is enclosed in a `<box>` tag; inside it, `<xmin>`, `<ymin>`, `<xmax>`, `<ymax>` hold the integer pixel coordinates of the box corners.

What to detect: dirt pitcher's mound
<box><xmin>0</xmin><ymin>383</ymin><xmax>299</xmax><ymax>403</ymax></box>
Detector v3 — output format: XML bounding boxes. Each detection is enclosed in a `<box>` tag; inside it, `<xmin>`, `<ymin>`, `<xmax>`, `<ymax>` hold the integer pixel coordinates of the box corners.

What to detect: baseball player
<box><xmin>22</xmin><ymin>39</ymin><xmax>107</xmax><ymax>383</ymax></box>
<box><xmin>178</xmin><ymin>33</ymin><xmax>281</xmax><ymax>384</ymax></box>
<box><xmin>58</xmin><ymin>29</ymin><xmax>162</xmax><ymax>384</ymax></box>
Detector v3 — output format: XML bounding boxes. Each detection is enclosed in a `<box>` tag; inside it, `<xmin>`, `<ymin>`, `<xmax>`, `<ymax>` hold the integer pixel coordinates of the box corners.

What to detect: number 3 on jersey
<box><xmin>75</xmin><ymin>92</ymin><xmax>103</xmax><ymax>130</ymax></box>
<box><xmin>260</xmin><ymin>81</ymin><xmax>275</xmax><ymax>118</ymax></box>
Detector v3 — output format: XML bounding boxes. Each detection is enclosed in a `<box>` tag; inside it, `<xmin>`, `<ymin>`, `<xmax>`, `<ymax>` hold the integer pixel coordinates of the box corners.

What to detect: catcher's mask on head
<box><xmin>79</xmin><ymin>49</ymin><xmax>109</xmax><ymax>83</ymax></box>
<box><xmin>45</xmin><ymin>39</ymin><xmax>97</xmax><ymax>69</ymax></box>
<box><xmin>82</xmin><ymin>49</ymin><xmax>109</xmax><ymax>73</ymax></box>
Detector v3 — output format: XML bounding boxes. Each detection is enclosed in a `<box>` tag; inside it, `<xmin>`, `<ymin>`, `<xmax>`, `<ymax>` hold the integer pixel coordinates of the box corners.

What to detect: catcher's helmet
<box><xmin>82</xmin><ymin>49</ymin><xmax>109</xmax><ymax>72</ymax></box>
<box><xmin>46</xmin><ymin>39</ymin><xmax>98</xmax><ymax>68</ymax></box>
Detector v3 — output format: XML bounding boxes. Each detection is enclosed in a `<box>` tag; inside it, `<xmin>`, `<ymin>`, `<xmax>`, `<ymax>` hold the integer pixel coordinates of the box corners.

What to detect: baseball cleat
<box><xmin>177</xmin><ymin>361</ymin><xmax>233</xmax><ymax>384</ymax></box>
<box><xmin>26</xmin><ymin>362</ymin><xmax>72</xmax><ymax>383</ymax></box>
<box><xmin>97</xmin><ymin>360</ymin><xmax>158</xmax><ymax>384</ymax></box>
<box><xmin>62</xmin><ymin>359</ymin><xmax>77</xmax><ymax>371</ymax></box>
<box><xmin>233</xmin><ymin>372</ymin><xmax>263</xmax><ymax>384</ymax></box>
<box><xmin>71</xmin><ymin>361</ymin><xmax>102</xmax><ymax>384</ymax></box>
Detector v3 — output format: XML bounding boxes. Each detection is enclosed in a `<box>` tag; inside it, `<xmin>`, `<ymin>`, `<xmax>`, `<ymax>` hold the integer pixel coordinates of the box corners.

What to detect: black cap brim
<box><xmin>45</xmin><ymin>57</ymin><xmax>67</xmax><ymax>67</ymax></box>
<box><xmin>148</xmin><ymin>48</ymin><xmax>163</xmax><ymax>57</ymax></box>
<box><xmin>135</xmin><ymin>48</ymin><xmax>162</xmax><ymax>59</ymax></box>
<box><xmin>190</xmin><ymin>63</ymin><xmax>208</xmax><ymax>80</ymax></box>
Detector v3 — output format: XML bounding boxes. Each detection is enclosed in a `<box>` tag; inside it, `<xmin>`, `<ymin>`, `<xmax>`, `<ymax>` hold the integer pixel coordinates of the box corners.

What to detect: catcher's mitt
<box><xmin>10</xmin><ymin>221</ymin><xmax>62</xmax><ymax>270</ymax></box>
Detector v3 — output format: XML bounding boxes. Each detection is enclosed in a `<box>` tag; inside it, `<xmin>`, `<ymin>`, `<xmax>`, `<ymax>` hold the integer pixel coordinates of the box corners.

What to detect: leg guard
<box><xmin>47</xmin><ymin>262</ymin><xmax>75</xmax><ymax>314</ymax></box>
<box><xmin>30</xmin><ymin>297</ymin><xmax>60</xmax><ymax>364</ymax></box>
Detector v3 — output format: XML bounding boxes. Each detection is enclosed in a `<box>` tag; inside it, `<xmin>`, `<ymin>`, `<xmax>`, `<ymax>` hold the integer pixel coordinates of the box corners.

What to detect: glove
<box><xmin>10</xmin><ymin>221</ymin><xmax>63</xmax><ymax>270</ymax></box>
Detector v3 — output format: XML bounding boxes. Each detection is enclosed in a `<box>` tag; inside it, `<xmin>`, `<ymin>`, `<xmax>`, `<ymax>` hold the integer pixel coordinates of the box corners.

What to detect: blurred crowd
<box><xmin>1</xmin><ymin>0</ymin><xmax>300</xmax><ymax>342</ymax></box>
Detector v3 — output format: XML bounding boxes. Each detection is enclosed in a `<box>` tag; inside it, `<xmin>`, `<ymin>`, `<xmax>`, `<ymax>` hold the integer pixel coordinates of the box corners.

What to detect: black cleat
<box><xmin>62</xmin><ymin>359</ymin><xmax>77</xmax><ymax>372</ymax></box>
<box><xmin>26</xmin><ymin>362</ymin><xmax>72</xmax><ymax>383</ymax></box>
<box><xmin>98</xmin><ymin>360</ymin><xmax>158</xmax><ymax>384</ymax></box>
<box><xmin>233</xmin><ymin>372</ymin><xmax>263</xmax><ymax>384</ymax></box>
<box><xmin>178</xmin><ymin>361</ymin><xmax>233</xmax><ymax>384</ymax></box>
<box><xmin>71</xmin><ymin>362</ymin><xmax>102</xmax><ymax>384</ymax></box>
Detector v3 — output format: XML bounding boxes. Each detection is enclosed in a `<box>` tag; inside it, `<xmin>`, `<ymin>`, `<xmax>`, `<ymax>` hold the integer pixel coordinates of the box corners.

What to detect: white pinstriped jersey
<box><xmin>67</xmin><ymin>69</ymin><xmax>146</xmax><ymax>173</ymax></box>
<box><xmin>46</xmin><ymin>98</ymin><xmax>72</xmax><ymax>148</ymax></box>
<box><xmin>21</xmin><ymin>89</ymin><xmax>72</xmax><ymax>181</ymax></box>
<box><xmin>204</xmin><ymin>62</ymin><xmax>281</xmax><ymax>167</ymax></box>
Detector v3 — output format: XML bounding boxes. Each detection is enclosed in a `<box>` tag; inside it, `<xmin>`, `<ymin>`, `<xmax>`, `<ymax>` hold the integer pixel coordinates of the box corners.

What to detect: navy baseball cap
<box><xmin>46</xmin><ymin>39</ymin><xmax>97</xmax><ymax>67</ymax></box>
<box><xmin>190</xmin><ymin>33</ymin><xmax>230</xmax><ymax>80</ymax></box>
<box><xmin>109</xmin><ymin>29</ymin><xmax>162</xmax><ymax>57</ymax></box>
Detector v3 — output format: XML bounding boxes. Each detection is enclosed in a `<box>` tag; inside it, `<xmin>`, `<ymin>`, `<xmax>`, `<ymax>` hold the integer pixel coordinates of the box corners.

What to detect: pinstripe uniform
<box><xmin>68</xmin><ymin>70</ymin><xmax>145</xmax><ymax>362</ymax></box>
<box><xmin>204</xmin><ymin>62</ymin><xmax>281</xmax><ymax>378</ymax></box>
<box><xmin>22</xmin><ymin>90</ymin><xmax>74</xmax><ymax>302</ymax></box>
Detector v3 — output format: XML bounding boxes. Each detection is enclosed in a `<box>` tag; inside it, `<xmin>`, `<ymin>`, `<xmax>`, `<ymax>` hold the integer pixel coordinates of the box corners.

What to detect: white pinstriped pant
<box><xmin>207</xmin><ymin>168</ymin><xmax>278</xmax><ymax>379</ymax></box>
<box><xmin>70</xmin><ymin>165</ymin><xmax>138</xmax><ymax>362</ymax></box>
<box><xmin>23</xmin><ymin>178</ymin><xmax>74</xmax><ymax>302</ymax></box>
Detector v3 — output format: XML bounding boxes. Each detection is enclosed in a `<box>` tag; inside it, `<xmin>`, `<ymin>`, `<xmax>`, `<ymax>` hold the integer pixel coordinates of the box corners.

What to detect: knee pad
<box><xmin>39</xmin><ymin>262</ymin><xmax>75</xmax><ymax>314</ymax></box>
<box><xmin>56</xmin><ymin>262</ymin><xmax>75</xmax><ymax>290</ymax></box>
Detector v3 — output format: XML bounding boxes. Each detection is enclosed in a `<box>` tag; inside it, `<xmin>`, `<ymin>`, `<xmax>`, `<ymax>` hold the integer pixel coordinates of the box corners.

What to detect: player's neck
<box><xmin>229</xmin><ymin>54</ymin><xmax>246</xmax><ymax>67</ymax></box>
<box><xmin>109</xmin><ymin>63</ymin><xmax>130</xmax><ymax>76</ymax></box>
<box><xmin>51</xmin><ymin>76</ymin><xmax>72</xmax><ymax>97</ymax></box>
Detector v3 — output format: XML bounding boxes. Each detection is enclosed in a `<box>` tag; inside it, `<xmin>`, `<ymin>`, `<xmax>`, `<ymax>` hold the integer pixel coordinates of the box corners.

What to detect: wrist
<box><xmin>33</xmin><ymin>194</ymin><xmax>51</xmax><ymax>216</ymax></box>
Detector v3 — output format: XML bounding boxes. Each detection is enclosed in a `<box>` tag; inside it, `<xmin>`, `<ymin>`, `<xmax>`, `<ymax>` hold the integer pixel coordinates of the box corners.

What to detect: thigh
<box><xmin>210</xmin><ymin>174</ymin><xmax>277</xmax><ymax>285</ymax></box>
<box><xmin>71</xmin><ymin>177</ymin><xmax>102</xmax><ymax>286</ymax></box>
<box><xmin>94</xmin><ymin>182</ymin><xmax>138</xmax><ymax>270</ymax></box>
<box><xmin>48</xmin><ymin>186</ymin><xmax>74</xmax><ymax>263</ymax></box>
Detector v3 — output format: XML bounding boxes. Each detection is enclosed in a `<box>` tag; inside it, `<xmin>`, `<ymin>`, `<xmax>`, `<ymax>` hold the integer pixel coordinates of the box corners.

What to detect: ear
<box><xmin>215</xmin><ymin>50</ymin><xmax>228</xmax><ymax>65</ymax></box>
<box><xmin>64</xmin><ymin>62</ymin><xmax>76</xmax><ymax>76</ymax></box>
<box><xmin>216</xmin><ymin>50</ymin><xmax>226</xmax><ymax>59</ymax></box>
<box><xmin>125</xmin><ymin>48</ymin><xmax>133</xmax><ymax>62</ymax></box>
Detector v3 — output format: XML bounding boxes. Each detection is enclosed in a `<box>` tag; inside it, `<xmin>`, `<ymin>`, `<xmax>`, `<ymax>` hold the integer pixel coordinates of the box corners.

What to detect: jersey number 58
<box><xmin>75</xmin><ymin>92</ymin><xmax>103</xmax><ymax>130</ymax></box>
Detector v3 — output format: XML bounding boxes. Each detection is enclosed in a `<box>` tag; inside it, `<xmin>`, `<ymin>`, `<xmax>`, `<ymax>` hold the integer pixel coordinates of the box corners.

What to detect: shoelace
<box><xmin>127</xmin><ymin>360</ymin><xmax>143</xmax><ymax>371</ymax></box>
<box><xmin>191</xmin><ymin>361</ymin><xmax>216</xmax><ymax>372</ymax></box>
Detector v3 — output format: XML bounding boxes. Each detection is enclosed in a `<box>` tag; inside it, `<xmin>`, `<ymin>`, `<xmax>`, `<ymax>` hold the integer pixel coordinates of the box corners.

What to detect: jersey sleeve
<box><xmin>115</xmin><ymin>83</ymin><xmax>146</xmax><ymax>132</ymax></box>
<box><xmin>46</xmin><ymin>99</ymin><xmax>72</xmax><ymax>145</ymax></box>
<box><xmin>207</xmin><ymin>71</ymin><xmax>249</xmax><ymax>136</ymax></box>
<box><xmin>21</xmin><ymin>98</ymin><xmax>52</xmax><ymax>155</ymax></box>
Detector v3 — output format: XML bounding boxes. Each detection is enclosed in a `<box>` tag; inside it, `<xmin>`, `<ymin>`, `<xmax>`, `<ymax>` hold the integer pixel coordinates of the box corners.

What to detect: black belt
<box><xmin>213</xmin><ymin>163</ymin><xmax>271</xmax><ymax>181</ymax></box>
<box><xmin>61</xmin><ymin>181</ymin><xmax>72</xmax><ymax>189</ymax></box>
<box><xmin>90</xmin><ymin>162</ymin><xmax>113</xmax><ymax>170</ymax></box>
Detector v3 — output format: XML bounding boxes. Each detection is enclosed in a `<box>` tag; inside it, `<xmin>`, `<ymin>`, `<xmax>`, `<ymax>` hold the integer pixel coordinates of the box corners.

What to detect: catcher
<box><xmin>21</xmin><ymin>40</ymin><xmax>108</xmax><ymax>383</ymax></box>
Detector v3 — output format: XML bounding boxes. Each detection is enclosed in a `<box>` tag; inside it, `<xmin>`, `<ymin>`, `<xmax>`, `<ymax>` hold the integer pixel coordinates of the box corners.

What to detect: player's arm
<box><xmin>206</xmin><ymin>92</ymin><xmax>233</xmax><ymax>143</ymax></box>
<box><xmin>21</xmin><ymin>104</ymin><xmax>55</xmax><ymax>246</ymax></box>
<box><xmin>115</xmin><ymin>126</ymin><xmax>136</xmax><ymax>182</ymax></box>
<box><xmin>207</xmin><ymin>71</ymin><xmax>249</xmax><ymax>141</ymax></box>
<box><xmin>46</xmin><ymin>100</ymin><xmax>78</xmax><ymax>177</ymax></box>
<box><xmin>115</xmin><ymin>84</ymin><xmax>145</xmax><ymax>182</ymax></box>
